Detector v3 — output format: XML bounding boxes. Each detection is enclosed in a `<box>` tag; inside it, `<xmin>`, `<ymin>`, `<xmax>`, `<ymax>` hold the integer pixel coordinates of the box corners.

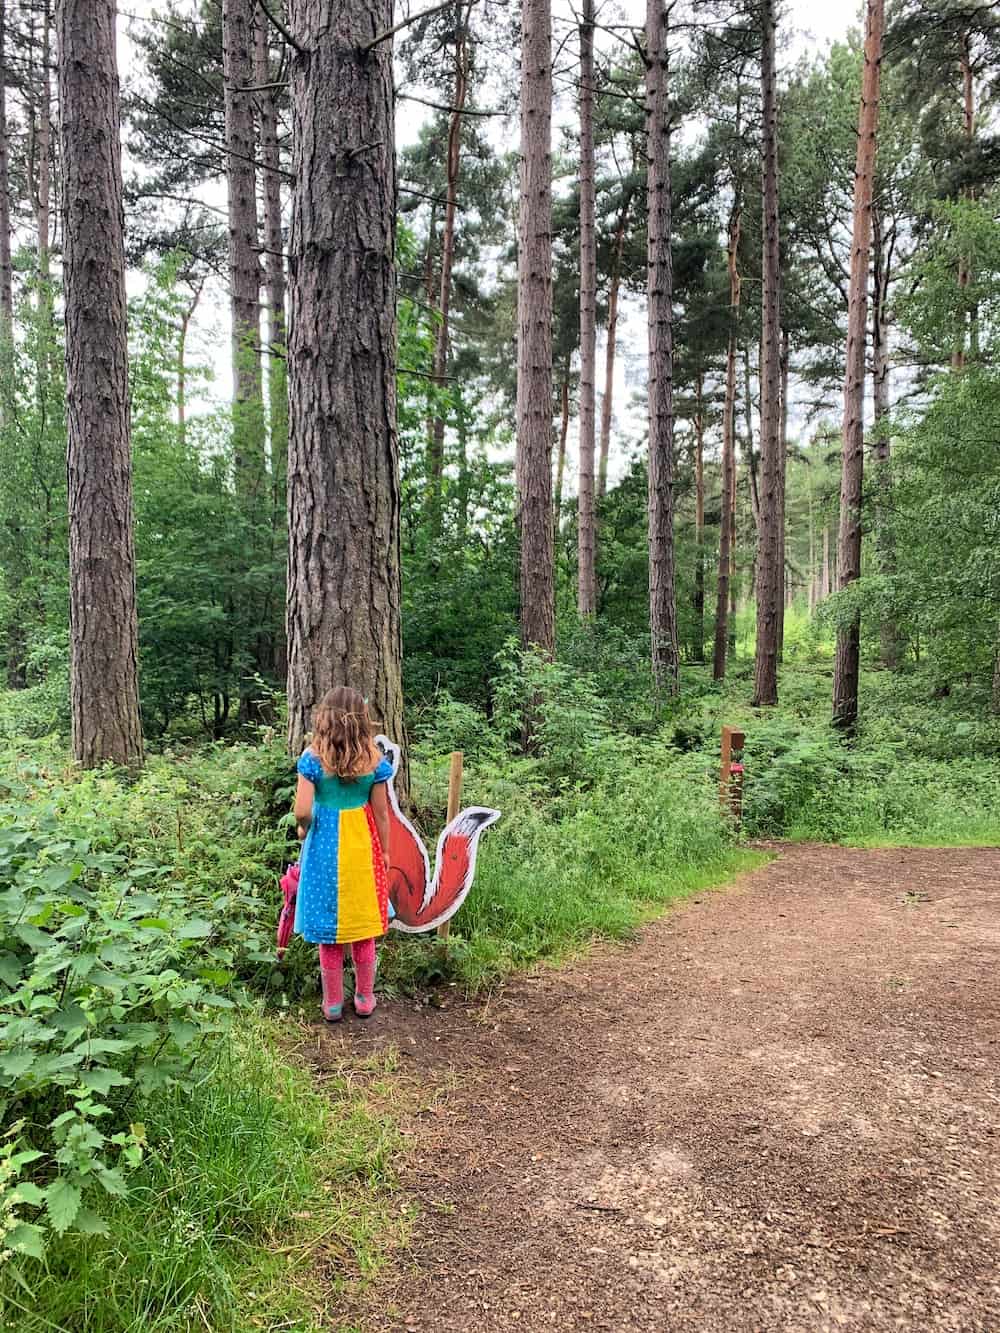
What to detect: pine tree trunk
<box><xmin>713</xmin><ymin>198</ymin><xmax>741</xmax><ymax>681</ymax></box>
<box><xmin>32</xmin><ymin>3</ymin><xmax>55</xmax><ymax>401</ymax></box>
<box><xmin>645</xmin><ymin>0</ymin><xmax>678</xmax><ymax>696</ymax></box>
<box><xmin>777</xmin><ymin>324</ymin><xmax>789</xmax><ymax>659</ymax></box>
<box><xmin>821</xmin><ymin>524</ymin><xmax>830</xmax><ymax>599</ymax></box>
<box><xmin>456</xmin><ymin>386</ymin><xmax>470</xmax><ymax>541</ymax></box>
<box><xmin>693</xmin><ymin>373</ymin><xmax>705</xmax><ymax>660</ymax></box>
<box><xmin>744</xmin><ymin>344</ymin><xmax>760</xmax><ymax>526</ymax></box>
<box><xmin>37</xmin><ymin>5</ymin><xmax>52</xmax><ymax>285</ymax></box>
<box><xmin>752</xmin><ymin>0</ymin><xmax>782</xmax><ymax>708</ymax></box>
<box><xmin>423</xmin><ymin>203</ymin><xmax>437</xmax><ymax>305</ymax></box>
<box><xmin>598</xmin><ymin>192</ymin><xmax>630</xmax><ymax>502</ymax></box>
<box><xmin>577</xmin><ymin>0</ymin><xmax>597</xmax><ymax>617</ymax></box>
<box><xmin>222</xmin><ymin>0</ymin><xmax>264</xmax><ymax>490</ymax></box>
<box><xmin>58</xmin><ymin>0</ymin><xmax>143</xmax><ymax>769</ymax></box>
<box><xmin>554</xmin><ymin>362</ymin><xmax>569</xmax><ymax>527</ymax></box>
<box><xmin>426</xmin><ymin>6</ymin><xmax>471</xmax><ymax>537</ymax></box>
<box><xmin>576</xmin><ymin>0</ymin><xmax>600</xmax><ymax>618</ymax></box>
<box><xmin>807</xmin><ymin>477</ymin><xmax>816</xmax><ymax>614</ymax></box>
<box><xmin>872</xmin><ymin>200</ymin><xmax>901</xmax><ymax>670</ymax></box>
<box><xmin>517</xmin><ymin>0</ymin><xmax>555</xmax><ymax>655</ymax></box>
<box><xmin>953</xmin><ymin>29</ymin><xmax>974</xmax><ymax>371</ymax></box>
<box><xmin>833</xmin><ymin>0</ymin><xmax>884</xmax><ymax>730</ymax></box>
<box><xmin>285</xmin><ymin>0</ymin><xmax>405</xmax><ymax>760</ymax></box>
<box><xmin>0</xmin><ymin>1</ymin><xmax>12</xmax><ymax>350</ymax></box>
<box><xmin>729</xmin><ymin>502</ymin><xmax>737</xmax><ymax>655</ymax></box>
<box><xmin>0</xmin><ymin>0</ymin><xmax>13</xmax><ymax>691</ymax></box>
<box><xmin>254</xmin><ymin>16</ymin><xmax>287</xmax><ymax>686</ymax></box>
<box><xmin>254</xmin><ymin>17</ymin><xmax>286</xmax><ymax>445</ymax></box>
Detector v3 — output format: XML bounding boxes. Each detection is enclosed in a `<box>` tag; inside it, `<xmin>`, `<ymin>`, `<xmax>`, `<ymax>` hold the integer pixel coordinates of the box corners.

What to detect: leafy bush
<box><xmin>382</xmin><ymin>734</ymin><xmax>751</xmax><ymax>990</ymax></box>
<box><xmin>491</xmin><ymin>641</ymin><xmax>617</xmax><ymax>787</ymax></box>
<box><xmin>1</xmin><ymin>1025</ymin><xmax>401</xmax><ymax>1331</ymax></box>
<box><xmin>408</xmin><ymin>689</ymin><xmax>506</xmax><ymax>767</ymax></box>
<box><xmin>0</xmin><ymin>737</ymin><xmax>306</xmax><ymax>1263</ymax></box>
<box><xmin>0</xmin><ymin>633</ymin><xmax>71</xmax><ymax>741</ymax></box>
<box><xmin>0</xmin><ymin>774</ymin><xmax>237</xmax><ymax>1260</ymax></box>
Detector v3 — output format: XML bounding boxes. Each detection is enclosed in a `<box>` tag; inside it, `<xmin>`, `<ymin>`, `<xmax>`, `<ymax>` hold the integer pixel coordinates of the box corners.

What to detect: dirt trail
<box><xmin>316</xmin><ymin>846</ymin><xmax>1000</xmax><ymax>1333</ymax></box>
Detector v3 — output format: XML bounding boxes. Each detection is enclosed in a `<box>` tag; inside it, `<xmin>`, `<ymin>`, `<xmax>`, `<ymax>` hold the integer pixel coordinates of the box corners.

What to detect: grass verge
<box><xmin>0</xmin><ymin>1020</ymin><xmax>406</xmax><ymax>1333</ymax></box>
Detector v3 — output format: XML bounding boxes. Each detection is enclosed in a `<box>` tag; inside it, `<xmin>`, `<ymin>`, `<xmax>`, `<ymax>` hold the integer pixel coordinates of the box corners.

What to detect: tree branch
<box><xmin>364</xmin><ymin>0</ymin><xmax>480</xmax><ymax>52</ymax></box>
<box><xmin>255</xmin><ymin>0</ymin><xmax>307</xmax><ymax>56</ymax></box>
<box><xmin>396</xmin><ymin>90</ymin><xmax>499</xmax><ymax>117</ymax></box>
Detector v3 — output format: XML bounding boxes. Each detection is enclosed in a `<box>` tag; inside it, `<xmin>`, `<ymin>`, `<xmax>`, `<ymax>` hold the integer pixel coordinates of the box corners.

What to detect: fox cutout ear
<box><xmin>373</xmin><ymin>735</ymin><xmax>500</xmax><ymax>934</ymax></box>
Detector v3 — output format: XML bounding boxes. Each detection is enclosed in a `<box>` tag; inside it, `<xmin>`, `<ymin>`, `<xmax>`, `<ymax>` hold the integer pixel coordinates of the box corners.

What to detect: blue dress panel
<box><xmin>294</xmin><ymin>750</ymin><xmax>393</xmax><ymax>944</ymax></box>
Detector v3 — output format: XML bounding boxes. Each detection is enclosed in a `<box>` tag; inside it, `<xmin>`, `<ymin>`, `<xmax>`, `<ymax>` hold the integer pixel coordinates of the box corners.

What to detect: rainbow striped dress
<box><xmin>293</xmin><ymin>750</ymin><xmax>393</xmax><ymax>944</ymax></box>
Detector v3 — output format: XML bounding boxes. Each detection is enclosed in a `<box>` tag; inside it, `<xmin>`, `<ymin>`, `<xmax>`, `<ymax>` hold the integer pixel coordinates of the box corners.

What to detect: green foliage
<box><xmin>0</xmin><ymin>733</ymin><xmax>311</xmax><ymax>1266</ymax></box>
<box><xmin>0</xmin><ymin>770</ymin><xmax>237</xmax><ymax>1261</ymax></box>
<box><xmin>0</xmin><ymin>1027</ymin><xmax>401</xmax><ymax>1332</ymax></box>
<box><xmin>703</xmin><ymin>665</ymin><xmax>1000</xmax><ymax>844</ymax></box>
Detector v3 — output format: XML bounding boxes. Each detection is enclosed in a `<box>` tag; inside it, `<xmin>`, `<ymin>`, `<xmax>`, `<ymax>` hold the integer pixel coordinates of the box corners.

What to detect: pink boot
<box><xmin>352</xmin><ymin>938</ymin><xmax>377</xmax><ymax>1018</ymax></box>
<box><xmin>318</xmin><ymin>944</ymin><xmax>344</xmax><ymax>1023</ymax></box>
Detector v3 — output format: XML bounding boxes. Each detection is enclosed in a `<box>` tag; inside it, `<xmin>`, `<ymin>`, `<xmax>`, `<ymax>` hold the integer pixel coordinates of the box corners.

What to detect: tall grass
<box><xmin>0</xmin><ymin>1024</ymin><xmax>402</xmax><ymax>1333</ymax></box>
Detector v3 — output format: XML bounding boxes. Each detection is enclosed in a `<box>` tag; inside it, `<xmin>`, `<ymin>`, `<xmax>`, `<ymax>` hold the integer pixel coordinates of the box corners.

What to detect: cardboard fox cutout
<box><xmin>374</xmin><ymin>735</ymin><xmax>500</xmax><ymax>933</ymax></box>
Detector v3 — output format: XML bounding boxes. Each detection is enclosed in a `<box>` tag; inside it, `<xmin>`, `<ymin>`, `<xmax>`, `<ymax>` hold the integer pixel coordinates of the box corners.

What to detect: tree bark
<box><xmin>0</xmin><ymin>0</ymin><xmax>12</xmax><ymax>350</ymax></box>
<box><xmin>821</xmin><ymin>524</ymin><xmax>830</xmax><ymax>599</ymax></box>
<box><xmin>833</xmin><ymin>0</ymin><xmax>884</xmax><ymax>730</ymax></box>
<box><xmin>554</xmin><ymin>360</ymin><xmax>569</xmax><ymax>527</ymax></box>
<box><xmin>777</xmin><ymin>324</ymin><xmax>789</xmax><ymax>660</ymax></box>
<box><xmin>285</xmin><ymin>0</ymin><xmax>405</xmax><ymax>760</ymax></box>
<box><xmin>517</xmin><ymin>0</ymin><xmax>555</xmax><ymax>655</ymax></box>
<box><xmin>953</xmin><ymin>28</ymin><xmax>974</xmax><ymax>371</ymax></box>
<box><xmin>577</xmin><ymin>0</ymin><xmax>597</xmax><ymax>617</ymax></box>
<box><xmin>807</xmin><ymin>472</ymin><xmax>816</xmax><ymax>614</ymax></box>
<box><xmin>598</xmin><ymin>190</ymin><xmax>630</xmax><ymax>502</ymax></box>
<box><xmin>752</xmin><ymin>0</ymin><xmax>782</xmax><ymax>708</ymax></box>
<box><xmin>58</xmin><ymin>0</ymin><xmax>143</xmax><ymax>769</ymax></box>
<box><xmin>730</xmin><ymin>427</ymin><xmax>739</xmax><ymax>653</ymax></box>
<box><xmin>36</xmin><ymin>4</ymin><xmax>52</xmax><ymax>286</ymax></box>
<box><xmin>177</xmin><ymin>283</ymin><xmax>204</xmax><ymax>448</ymax></box>
<box><xmin>693</xmin><ymin>372</ymin><xmax>705</xmax><ymax>660</ymax></box>
<box><xmin>645</xmin><ymin>0</ymin><xmax>678</xmax><ymax>696</ymax></box>
<box><xmin>255</xmin><ymin>15</ymin><xmax>286</xmax><ymax>450</ymax></box>
<box><xmin>426</xmin><ymin>4</ymin><xmax>472</xmax><ymax>537</ymax></box>
<box><xmin>744</xmin><ymin>344</ymin><xmax>760</xmax><ymax>527</ymax></box>
<box><xmin>31</xmin><ymin>2</ymin><xmax>55</xmax><ymax>401</ymax></box>
<box><xmin>871</xmin><ymin>199</ymin><xmax>901</xmax><ymax>670</ymax></box>
<box><xmin>713</xmin><ymin>196</ymin><xmax>741</xmax><ymax>681</ymax></box>
<box><xmin>456</xmin><ymin>385</ymin><xmax>470</xmax><ymax>541</ymax></box>
<box><xmin>254</xmin><ymin>15</ymin><xmax>287</xmax><ymax>686</ymax></box>
<box><xmin>222</xmin><ymin>0</ymin><xmax>264</xmax><ymax>491</ymax></box>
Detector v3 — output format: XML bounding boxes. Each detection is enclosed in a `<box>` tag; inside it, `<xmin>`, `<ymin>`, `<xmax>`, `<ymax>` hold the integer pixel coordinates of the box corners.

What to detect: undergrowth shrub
<box><xmin>0</xmin><ymin>738</ymin><xmax>302</xmax><ymax>1266</ymax></box>
<box><xmin>0</xmin><ymin>1025</ymin><xmax>401</xmax><ymax>1332</ymax></box>
<box><xmin>379</xmin><ymin>737</ymin><xmax>746</xmax><ymax>990</ymax></box>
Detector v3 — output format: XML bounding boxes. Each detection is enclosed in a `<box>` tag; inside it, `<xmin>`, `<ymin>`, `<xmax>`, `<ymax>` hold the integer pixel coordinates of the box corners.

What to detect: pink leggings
<box><xmin>318</xmin><ymin>938</ymin><xmax>375</xmax><ymax>971</ymax></box>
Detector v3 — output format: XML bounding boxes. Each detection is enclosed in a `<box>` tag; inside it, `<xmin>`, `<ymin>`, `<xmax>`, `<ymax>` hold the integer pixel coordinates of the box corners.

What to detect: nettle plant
<box><xmin>0</xmin><ymin>775</ymin><xmax>236</xmax><ymax>1263</ymax></box>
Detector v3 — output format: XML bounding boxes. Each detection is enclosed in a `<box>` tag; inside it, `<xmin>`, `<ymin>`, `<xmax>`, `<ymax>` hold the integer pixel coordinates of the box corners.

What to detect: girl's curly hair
<box><xmin>310</xmin><ymin>686</ymin><xmax>379</xmax><ymax>779</ymax></box>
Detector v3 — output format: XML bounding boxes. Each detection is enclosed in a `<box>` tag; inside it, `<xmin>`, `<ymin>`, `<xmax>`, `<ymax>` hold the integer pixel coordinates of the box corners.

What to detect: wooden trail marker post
<box><xmin>719</xmin><ymin>725</ymin><xmax>745</xmax><ymax>825</ymax></box>
<box><xmin>437</xmin><ymin>750</ymin><xmax>464</xmax><ymax>942</ymax></box>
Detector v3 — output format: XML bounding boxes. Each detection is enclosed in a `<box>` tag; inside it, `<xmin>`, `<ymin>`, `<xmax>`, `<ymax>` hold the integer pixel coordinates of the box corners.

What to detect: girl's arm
<box><xmin>294</xmin><ymin>776</ymin><xmax>315</xmax><ymax>840</ymax></box>
<box><xmin>369</xmin><ymin>783</ymin><xmax>391</xmax><ymax>871</ymax></box>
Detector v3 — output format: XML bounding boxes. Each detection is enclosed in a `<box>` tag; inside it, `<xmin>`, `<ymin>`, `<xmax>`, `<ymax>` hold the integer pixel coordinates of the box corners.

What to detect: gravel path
<box><xmin>317</xmin><ymin>845</ymin><xmax>1000</xmax><ymax>1332</ymax></box>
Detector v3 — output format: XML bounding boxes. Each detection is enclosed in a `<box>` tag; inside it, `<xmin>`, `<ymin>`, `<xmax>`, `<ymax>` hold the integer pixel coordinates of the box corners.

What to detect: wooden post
<box><xmin>720</xmin><ymin>725</ymin><xmax>745</xmax><ymax>823</ymax></box>
<box><xmin>437</xmin><ymin>750</ymin><xmax>464</xmax><ymax>941</ymax></box>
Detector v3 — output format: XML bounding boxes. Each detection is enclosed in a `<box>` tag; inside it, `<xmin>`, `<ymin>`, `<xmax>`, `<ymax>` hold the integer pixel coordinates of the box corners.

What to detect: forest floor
<box><xmin>310</xmin><ymin>845</ymin><xmax>1000</xmax><ymax>1333</ymax></box>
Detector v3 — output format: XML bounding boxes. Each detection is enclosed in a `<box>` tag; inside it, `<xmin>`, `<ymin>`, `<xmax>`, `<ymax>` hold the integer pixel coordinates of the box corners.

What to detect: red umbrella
<box><xmin>276</xmin><ymin>863</ymin><xmax>299</xmax><ymax>960</ymax></box>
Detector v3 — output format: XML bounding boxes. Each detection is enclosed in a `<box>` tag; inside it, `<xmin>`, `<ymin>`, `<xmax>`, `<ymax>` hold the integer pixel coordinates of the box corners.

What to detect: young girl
<box><xmin>293</xmin><ymin>687</ymin><xmax>393</xmax><ymax>1021</ymax></box>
